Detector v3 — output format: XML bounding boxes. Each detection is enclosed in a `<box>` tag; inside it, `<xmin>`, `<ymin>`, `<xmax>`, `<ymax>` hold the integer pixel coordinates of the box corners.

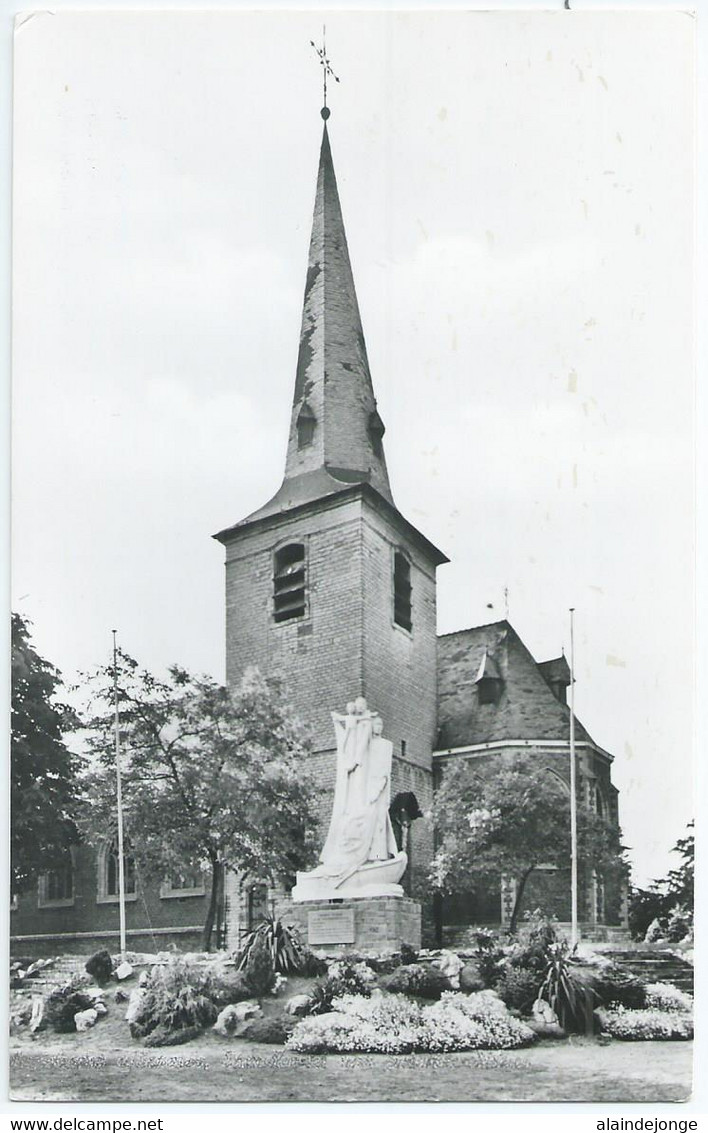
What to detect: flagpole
<box><xmin>569</xmin><ymin>608</ymin><xmax>579</xmax><ymax>947</ymax></box>
<box><xmin>112</xmin><ymin>630</ymin><xmax>127</xmax><ymax>958</ymax></box>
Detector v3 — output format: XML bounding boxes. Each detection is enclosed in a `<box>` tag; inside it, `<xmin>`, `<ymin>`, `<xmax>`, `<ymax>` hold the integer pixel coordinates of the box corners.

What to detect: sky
<box><xmin>12</xmin><ymin>10</ymin><xmax>695</xmax><ymax>887</ymax></box>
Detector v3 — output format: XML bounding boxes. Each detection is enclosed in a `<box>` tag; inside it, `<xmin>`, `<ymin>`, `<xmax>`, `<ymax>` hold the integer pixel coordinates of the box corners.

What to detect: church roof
<box><xmin>436</xmin><ymin>620</ymin><xmax>601</xmax><ymax>751</ymax></box>
<box><xmin>537</xmin><ymin>654</ymin><xmax>571</xmax><ymax>688</ymax></box>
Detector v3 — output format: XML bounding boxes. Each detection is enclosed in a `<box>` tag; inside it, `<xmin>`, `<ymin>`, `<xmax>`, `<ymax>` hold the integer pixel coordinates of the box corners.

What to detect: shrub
<box><xmin>382</xmin><ymin>963</ymin><xmax>449</xmax><ymax>1000</ymax></box>
<box><xmin>590</xmin><ymin>965</ymin><xmax>646</xmax><ymax>1010</ymax></box>
<box><xmin>538</xmin><ymin>942</ymin><xmax>597</xmax><ymax>1033</ymax></box>
<box><xmin>472</xmin><ymin>928</ymin><xmax>506</xmax><ymax>987</ymax></box>
<box><xmin>644</xmin><ymin>982</ymin><xmax>693</xmax><ymax>1014</ymax></box>
<box><xmin>236</xmin><ymin>916</ymin><xmax>303</xmax><ymax>975</ymax></box>
<box><xmin>241</xmin><ymin>1014</ymin><xmax>295</xmax><ymax>1045</ymax></box>
<box><xmin>143</xmin><ymin>1024</ymin><xmax>202</xmax><ymax>1047</ymax></box>
<box><xmin>307</xmin><ymin>959</ymin><xmax>376</xmax><ymax>1015</ymax></box>
<box><xmin>399</xmin><ymin>943</ymin><xmax>418</xmax><ymax>966</ymax></box>
<box><xmin>665</xmin><ymin>906</ymin><xmax>693</xmax><ymax>943</ymax></box>
<box><xmin>206</xmin><ymin>968</ymin><xmax>253</xmax><ymax>1008</ymax></box>
<box><xmin>508</xmin><ymin>911</ymin><xmax>562</xmax><ymax>974</ymax></box>
<box><xmin>298</xmin><ymin>947</ymin><xmax>328</xmax><ymax>978</ymax></box>
<box><xmin>286</xmin><ymin>989</ymin><xmax>534</xmax><ymax>1054</ymax></box>
<box><xmin>596</xmin><ymin>1006</ymin><xmax>693</xmax><ymax>1041</ymax></box>
<box><xmin>242</xmin><ymin>935</ymin><xmax>276</xmax><ymax>997</ymax></box>
<box><xmin>85</xmin><ymin>949</ymin><xmax>113</xmax><ymax>985</ymax></box>
<box><xmin>128</xmin><ymin>959</ymin><xmax>217</xmax><ymax>1041</ymax></box>
<box><xmin>644</xmin><ymin>918</ymin><xmax>666</xmax><ymax>944</ymax></box>
<box><xmin>44</xmin><ymin>984</ymin><xmax>96</xmax><ymax>1034</ymax></box>
<box><xmin>494</xmin><ymin>965</ymin><xmax>542</xmax><ymax>1012</ymax></box>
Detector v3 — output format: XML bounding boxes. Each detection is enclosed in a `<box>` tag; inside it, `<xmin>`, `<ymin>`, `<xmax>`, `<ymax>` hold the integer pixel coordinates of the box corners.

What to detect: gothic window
<box><xmin>273</xmin><ymin>543</ymin><xmax>306</xmax><ymax>622</ymax></box>
<box><xmin>98</xmin><ymin>837</ymin><xmax>137</xmax><ymax>902</ymax></box>
<box><xmin>38</xmin><ymin>850</ymin><xmax>74</xmax><ymax>907</ymax></box>
<box><xmin>393</xmin><ymin>551</ymin><xmax>412</xmax><ymax>632</ymax></box>
<box><xmin>296</xmin><ymin>402</ymin><xmax>316</xmax><ymax>449</ymax></box>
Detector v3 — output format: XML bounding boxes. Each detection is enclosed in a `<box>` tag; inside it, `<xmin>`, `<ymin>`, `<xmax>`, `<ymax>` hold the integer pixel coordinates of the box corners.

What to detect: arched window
<box><xmin>393</xmin><ymin>551</ymin><xmax>412</xmax><ymax>632</ymax></box>
<box><xmin>296</xmin><ymin>402</ymin><xmax>317</xmax><ymax>449</ymax></box>
<box><xmin>98</xmin><ymin>837</ymin><xmax>137</xmax><ymax>903</ymax></box>
<box><xmin>38</xmin><ymin>849</ymin><xmax>74</xmax><ymax>908</ymax></box>
<box><xmin>273</xmin><ymin>543</ymin><xmax>306</xmax><ymax>622</ymax></box>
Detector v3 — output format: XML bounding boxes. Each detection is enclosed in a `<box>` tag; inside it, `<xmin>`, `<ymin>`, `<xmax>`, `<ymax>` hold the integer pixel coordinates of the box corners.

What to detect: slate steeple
<box><xmin>283</xmin><ymin>121</ymin><xmax>393</xmax><ymax>505</ymax></box>
<box><xmin>226</xmin><ymin>118</ymin><xmax>394</xmax><ymax>530</ymax></box>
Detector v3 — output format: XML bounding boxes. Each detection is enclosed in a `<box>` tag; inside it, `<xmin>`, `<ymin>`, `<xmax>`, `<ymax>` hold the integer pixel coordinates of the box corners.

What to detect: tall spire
<box><xmin>281</xmin><ymin>120</ymin><xmax>393</xmax><ymax>505</ymax></box>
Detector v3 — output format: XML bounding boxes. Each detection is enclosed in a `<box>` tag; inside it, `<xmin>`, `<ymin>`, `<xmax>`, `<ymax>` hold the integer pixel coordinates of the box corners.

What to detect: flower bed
<box><xmin>287</xmin><ymin>989</ymin><xmax>535</xmax><ymax>1054</ymax></box>
<box><xmin>644</xmin><ymin>982</ymin><xmax>693</xmax><ymax>1014</ymax></box>
<box><xmin>596</xmin><ymin>1005</ymin><xmax>693</xmax><ymax>1041</ymax></box>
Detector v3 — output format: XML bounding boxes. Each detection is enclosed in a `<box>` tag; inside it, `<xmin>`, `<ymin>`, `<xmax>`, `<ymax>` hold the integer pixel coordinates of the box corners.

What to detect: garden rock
<box><xmin>233</xmin><ymin>1000</ymin><xmax>261</xmax><ymax>1023</ymax></box>
<box><xmin>29</xmin><ymin>997</ymin><xmax>45</xmax><ymax>1033</ymax></box>
<box><xmin>94</xmin><ymin>1002</ymin><xmax>108</xmax><ymax>1016</ymax></box>
<box><xmin>74</xmin><ymin>1008</ymin><xmax>99</xmax><ymax>1032</ymax></box>
<box><xmin>459</xmin><ymin>963</ymin><xmax>485</xmax><ymax>993</ymax></box>
<box><xmin>285</xmin><ymin>994</ymin><xmax>312</xmax><ymax>1017</ymax></box>
<box><xmin>212</xmin><ymin>1004</ymin><xmax>242</xmax><ymax>1037</ymax></box>
<box><xmin>435</xmin><ymin>951</ymin><xmax>464</xmax><ymax>989</ymax></box>
<box><xmin>115</xmin><ymin>961</ymin><xmax>134</xmax><ymax>981</ymax></box>
<box><xmin>125</xmin><ymin>987</ymin><xmax>148</xmax><ymax>1025</ymax></box>
<box><xmin>532</xmin><ymin>997</ymin><xmax>559</xmax><ymax>1026</ymax></box>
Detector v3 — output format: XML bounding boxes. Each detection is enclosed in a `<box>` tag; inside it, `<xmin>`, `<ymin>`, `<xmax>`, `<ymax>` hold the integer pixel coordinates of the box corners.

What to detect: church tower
<box><xmin>214</xmin><ymin>113</ymin><xmax>447</xmax><ymax>878</ymax></box>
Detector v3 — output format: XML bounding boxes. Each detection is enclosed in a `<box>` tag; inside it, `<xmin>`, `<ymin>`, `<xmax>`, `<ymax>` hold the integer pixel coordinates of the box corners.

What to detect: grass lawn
<box><xmin>9</xmin><ymin>990</ymin><xmax>693</xmax><ymax>1103</ymax></box>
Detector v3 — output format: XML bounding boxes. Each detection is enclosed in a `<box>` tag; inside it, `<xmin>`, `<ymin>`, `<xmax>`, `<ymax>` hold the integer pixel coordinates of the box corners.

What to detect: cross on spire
<box><xmin>310</xmin><ymin>25</ymin><xmax>340</xmax><ymax>118</ymax></box>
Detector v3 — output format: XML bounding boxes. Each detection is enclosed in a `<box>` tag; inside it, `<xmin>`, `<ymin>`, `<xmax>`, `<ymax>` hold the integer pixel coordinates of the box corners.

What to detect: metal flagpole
<box><xmin>569</xmin><ymin>608</ymin><xmax>579</xmax><ymax>947</ymax></box>
<box><xmin>112</xmin><ymin>630</ymin><xmax>127</xmax><ymax>958</ymax></box>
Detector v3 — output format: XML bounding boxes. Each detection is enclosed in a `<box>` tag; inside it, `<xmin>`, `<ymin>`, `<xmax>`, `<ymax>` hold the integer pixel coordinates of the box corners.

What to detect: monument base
<box><xmin>276</xmin><ymin>894</ymin><xmax>422</xmax><ymax>953</ymax></box>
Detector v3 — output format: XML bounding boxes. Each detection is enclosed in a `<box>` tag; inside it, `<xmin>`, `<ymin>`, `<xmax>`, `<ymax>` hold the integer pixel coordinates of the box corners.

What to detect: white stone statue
<box><xmin>292</xmin><ymin>698</ymin><xmax>408</xmax><ymax>901</ymax></box>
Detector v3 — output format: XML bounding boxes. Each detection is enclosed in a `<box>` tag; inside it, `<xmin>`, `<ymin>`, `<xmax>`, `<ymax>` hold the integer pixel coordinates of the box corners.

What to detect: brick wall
<box><xmin>275</xmin><ymin>895</ymin><xmax>422</xmax><ymax>952</ymax></box>
<box><xmin>11</xmin><ymin>844</ymin><xmax>210</xmax><ymax>951</ymax></box>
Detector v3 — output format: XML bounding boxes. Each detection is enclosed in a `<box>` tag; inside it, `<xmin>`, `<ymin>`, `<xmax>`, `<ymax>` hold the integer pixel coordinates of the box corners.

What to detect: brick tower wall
<box><xmin>222</xmin><ymin>490</ymin><xmax>440</xmax><ymax>904</ymax></box>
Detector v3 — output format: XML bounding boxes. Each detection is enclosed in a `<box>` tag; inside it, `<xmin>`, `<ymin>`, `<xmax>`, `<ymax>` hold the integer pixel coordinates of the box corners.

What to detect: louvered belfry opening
<box><xmin>273</xmin><ymin>542</ymin><xmax>306</xmax><ymax>622</ymax></box>
<box><xmin>393</xmin><ymin>550</ymin><xmax>412</xmax><ymax>632</ymax></box>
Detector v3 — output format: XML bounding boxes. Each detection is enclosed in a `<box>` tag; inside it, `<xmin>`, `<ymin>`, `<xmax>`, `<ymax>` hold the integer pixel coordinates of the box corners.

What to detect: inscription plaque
<box><xmin>307</xmin><ymin>907</ymin><xmax>356</xmax><ymax>946</ymax></box>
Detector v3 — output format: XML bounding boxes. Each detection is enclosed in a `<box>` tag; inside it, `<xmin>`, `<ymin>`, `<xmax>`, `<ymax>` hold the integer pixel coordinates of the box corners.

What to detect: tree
<box><xmin>665</xmin><ymin>821</ymin><xmax>693</xmax><ymax>907</ymax></box>
<box><xmin>11</xmin><ymin>613</ymin><xmax>81</xmax><ymax>893</ymax></box>
<box><xmin>430</xmin><ymin>754</ymin><xmax>627</xmax><ymax>933</ymax></box>
<box><xmin>79</xmin><ymin>654</ymin><xmax>321</xmax><ymax>949</ymax></box>
<box><xmin>628</xmin><ymin>820</ymin><xmax>694</xmax><ymax>940</ymax></box>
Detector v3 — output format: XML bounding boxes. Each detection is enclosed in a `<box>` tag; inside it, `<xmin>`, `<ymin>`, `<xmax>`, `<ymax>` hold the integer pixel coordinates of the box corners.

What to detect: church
<box><xmin>11</xmin><ymin>110</ymin><xmax>628</xmax><ymax>956</ymax></box>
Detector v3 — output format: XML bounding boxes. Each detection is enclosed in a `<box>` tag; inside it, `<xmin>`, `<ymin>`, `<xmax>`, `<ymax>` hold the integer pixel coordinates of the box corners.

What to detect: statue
<box><xmin>292</xmin><ymin>698</ymin><xmax>408</xmax><ymax>901</ymax></box>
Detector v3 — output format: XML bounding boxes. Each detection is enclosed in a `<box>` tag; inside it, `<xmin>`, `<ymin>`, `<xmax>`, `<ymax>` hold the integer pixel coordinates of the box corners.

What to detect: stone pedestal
<box><xmin>276</xmin><ymin>895</ymin><xmax>421</xmax><ymax>953</ymax></box>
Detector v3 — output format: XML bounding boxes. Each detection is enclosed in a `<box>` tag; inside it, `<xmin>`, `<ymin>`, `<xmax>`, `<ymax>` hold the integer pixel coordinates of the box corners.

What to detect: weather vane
<box><xmin>310</xmin><ymin>25</ymin><xmax>340</xmax><ymax>119</ymax></box>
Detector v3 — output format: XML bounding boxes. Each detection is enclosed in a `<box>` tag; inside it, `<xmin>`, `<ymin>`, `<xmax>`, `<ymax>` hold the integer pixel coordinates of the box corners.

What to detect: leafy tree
<box><xmin>627</xmin><ymin>820</ymin><xmax>693</xmax><ymax>940</ymax></box>
<box><xmin>11</xmin><ymin>613</ymin><xmax>81</xmax><ymax>892</ymax></box>
<box><xmin>430</xmin><ymin>754</ymin><xmax>627</xmax><ymax>933</ymax></box>
<box><xmin>665</xmin><ymin>821</ymin><xmax>693</xmax><ymax>907</ymax></box>
<box><xmin>79</xmin><ymin>654</ymin><xmax>321</xmax><ymax>949</ymax></box>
